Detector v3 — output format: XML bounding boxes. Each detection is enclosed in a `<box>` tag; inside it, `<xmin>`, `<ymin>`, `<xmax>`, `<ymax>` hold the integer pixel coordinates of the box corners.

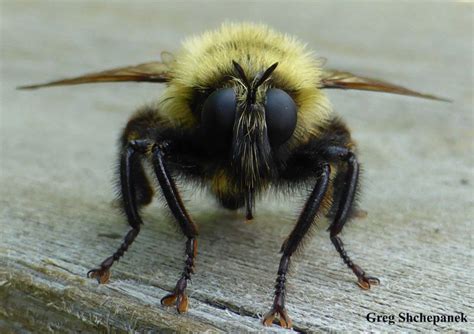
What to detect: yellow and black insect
<box><xmin>19</xmin><ymin>23</ymin><xmax>447</xmax><ymax>328</ymax></box>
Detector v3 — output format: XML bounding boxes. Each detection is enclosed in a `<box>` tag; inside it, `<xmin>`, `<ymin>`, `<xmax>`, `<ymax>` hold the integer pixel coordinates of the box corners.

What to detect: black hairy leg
<box><xmin>322</xmin><ymin>146</ymin><xmax>379</xmax><ymax>290</ymax></box>
<box><xmin>87</xmin><ymin>137</ymin><xmax>199</xmax><ymax>313</ymax></box>
<box><xmin>263</xmin><ymin>163</ymin><xmax>330</xmax><ymax>328</ymax></box>
<box><xmin>151</xmin><ymin>141</ymin><xmax>198</xmax><ymax>313</ymax></box>
<box><xmin>87</xmin><ymin>140</ymin><xmax>148</xmax><ymax>284</ymax></box>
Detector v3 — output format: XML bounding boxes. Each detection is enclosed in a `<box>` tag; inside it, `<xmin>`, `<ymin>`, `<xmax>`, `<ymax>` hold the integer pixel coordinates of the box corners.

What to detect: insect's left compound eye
<box><xmin>264</xmin><ymin>88</ymin><xmax>297</xmax><ymax>147</ymax></box>
<box><xmin>201</xmin><ymin>88</ymin><xmax>237</xmax><ymax>144</ymax></box>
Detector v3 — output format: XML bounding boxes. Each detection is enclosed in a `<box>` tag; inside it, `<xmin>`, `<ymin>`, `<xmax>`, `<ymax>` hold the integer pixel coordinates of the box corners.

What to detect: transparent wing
<box><xmin>320</xmin><ymin>70</ymin><xmax>450</xmax><ymax>102</ymax></box>
<box><xmin>18</xmin><ymin>61</ymin><xmax>172</xmax><ymax>90</ymax></box>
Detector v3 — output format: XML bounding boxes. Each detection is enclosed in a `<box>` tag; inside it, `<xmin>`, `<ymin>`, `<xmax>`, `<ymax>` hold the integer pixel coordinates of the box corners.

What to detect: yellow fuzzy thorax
<box><xmin>158</xmin><ymin>22</ymin><xmax>332</xmax><ymax>147</ymax></box>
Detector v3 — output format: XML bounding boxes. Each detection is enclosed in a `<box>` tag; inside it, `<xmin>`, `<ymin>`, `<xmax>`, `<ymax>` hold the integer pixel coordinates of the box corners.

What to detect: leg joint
<box><xmin>127</xmin><ymin>139</ymin><xmax>171</xmax><ymax>157</ymax></box>
<box><xmin>321</xmin><ymin>146</ymin><xmax>356</xmax><ymax>163</ymax></box>
<box><xmin>128</xmin><ymin>139</ymin><xmax>153</xmax><ymax>153</ymax></box>
<box><xmin>151</xmin><ymin>140</ymin><xmax>171</xmax><ymax>155</ymax></box>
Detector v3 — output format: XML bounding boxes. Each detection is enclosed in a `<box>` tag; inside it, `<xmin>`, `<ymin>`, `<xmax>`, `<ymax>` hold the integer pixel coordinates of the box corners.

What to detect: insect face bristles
<box><xmin>230</xmin><ymin>61</ymin><xmax>275</xmax><ymax>201</ymax></box>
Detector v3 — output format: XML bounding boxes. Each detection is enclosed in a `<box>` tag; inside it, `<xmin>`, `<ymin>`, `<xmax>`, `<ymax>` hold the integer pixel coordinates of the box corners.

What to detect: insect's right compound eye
<box><xmin>201</xmin><ymin>88</ymin><xmax>237</xmax><ymax>142</ymax></box>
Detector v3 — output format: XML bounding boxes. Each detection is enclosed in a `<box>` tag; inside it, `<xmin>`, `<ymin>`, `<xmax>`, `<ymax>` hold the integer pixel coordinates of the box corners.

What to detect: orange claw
<box><xmin>357</xmin><ymin>275</ymin><xmax>380</xmax><ymax>290</ymax></box>
<box><xmin>262</xmin><ymin>307</ymin><xmax>292</xmax><ymax>329</ymax></box>
<box><xmin>262</xmin><ymin>313</ymin><xmax>274</xmax><ymax>326</ymax></box>
<box><xmin>177</xmin><ymin>293</ymin><xmax>189</xmax><ymax>313</ymax></box>
<box><xmin>161</xmin><ymin>292</ymin><xmax>189</xmax><ymax>313</ymax></box>
<box><xmin>87</xmin><ymin>268</ymin><xmax>111</xmax><ymax>284</ymax></box>
<box><xmin>161</xmin><ymin>293</ymin><xmax>177</xmax><ymax>306</ymax></box>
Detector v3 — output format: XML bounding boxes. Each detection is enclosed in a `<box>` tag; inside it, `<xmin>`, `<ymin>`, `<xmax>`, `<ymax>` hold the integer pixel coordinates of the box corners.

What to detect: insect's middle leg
<box><xmin>87</xmin><ymin>140</ymin><xmax>150</xmax><ymax>283</ymax></box>
<box><xmin>322</xmin><ymin>146</ymin><xmax>379</xmax><ymax>290</ymax></box>
<box><xmin>263</xmin><ymin>163</ymin><xmax>330</xmax><ymax>328</ymax></box>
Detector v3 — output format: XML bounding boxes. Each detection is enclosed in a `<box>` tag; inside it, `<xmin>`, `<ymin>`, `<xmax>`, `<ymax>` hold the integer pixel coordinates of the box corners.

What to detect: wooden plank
<box><xmin>1</xmin><ymin>1</ymin><xmax>472</xmax><ymax>332</ymax></box>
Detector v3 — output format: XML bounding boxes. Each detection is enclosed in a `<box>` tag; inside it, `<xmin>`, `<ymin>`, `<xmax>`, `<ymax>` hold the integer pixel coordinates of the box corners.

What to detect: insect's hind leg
<box><xmin>322</xmin><ymin>146</ymin><xmax>379</xmax><ymax>290</ymax></box>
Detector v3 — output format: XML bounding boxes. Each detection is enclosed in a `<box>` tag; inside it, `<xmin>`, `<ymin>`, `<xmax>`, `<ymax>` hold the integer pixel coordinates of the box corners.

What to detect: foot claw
<box><xmin>352</xmin><ymin>264</ymin><xmax>379</xmax><ymax>290</ymax></box>
<box><xmin>161</xmin><ymin>293</ymin><xmax>177</xmax><ymax>306</ymax></box>
<box><xmin>357</xmin><ymin>275</ymin><xmax>380</xmax><ymax>290</ymax></box>
<box><xmin>87</xmin><ymin>268</ymin><xmax>110</xmax><ymax>284</ymax></box>
<box><xmin>161</xmin><ymin>291</ymin><xmax>189</xmax><ymax>313</ymax></box>
<box><xmin>262</xmin><ymin>306</ymin><xmax>292</xmax><ymax>329</ymax></box>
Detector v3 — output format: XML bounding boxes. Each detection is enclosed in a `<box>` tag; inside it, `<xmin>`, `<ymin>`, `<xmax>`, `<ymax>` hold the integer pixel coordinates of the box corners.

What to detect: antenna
<box><xmin>232</xmin><ymin>61</ymin><xmax>279</xmax><ymax>104</ymax></box>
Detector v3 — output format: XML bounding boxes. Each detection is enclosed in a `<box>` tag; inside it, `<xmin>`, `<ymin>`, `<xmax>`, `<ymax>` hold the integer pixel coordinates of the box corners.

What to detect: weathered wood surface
<box><xmin>1</xmin><ymin>2</ymin><xmax>472</xmax><ymax>332</ymax></box>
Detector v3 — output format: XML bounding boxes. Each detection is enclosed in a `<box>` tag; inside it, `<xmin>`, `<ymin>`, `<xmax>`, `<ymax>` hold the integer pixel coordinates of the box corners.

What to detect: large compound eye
<box><xmin>264</xmin><ymin>88</ymin><xmax>297</xmax><ymax>146</ymax></box>
<box><xmin>201</xmin><ymin>88</ymin><xmax>236</xmax><ymax>143</ymax></box>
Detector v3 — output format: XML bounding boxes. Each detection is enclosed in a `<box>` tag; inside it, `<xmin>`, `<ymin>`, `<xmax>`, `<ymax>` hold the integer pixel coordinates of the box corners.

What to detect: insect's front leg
<box><xmin>263</xmin><ymin>163</ymin><xmax>331</xmax><ymax>328</ymax></box>
<box><xmin>150</xmin><ymin>141</ymin><xmax>198</xmax><ymax>313</ymax></box>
